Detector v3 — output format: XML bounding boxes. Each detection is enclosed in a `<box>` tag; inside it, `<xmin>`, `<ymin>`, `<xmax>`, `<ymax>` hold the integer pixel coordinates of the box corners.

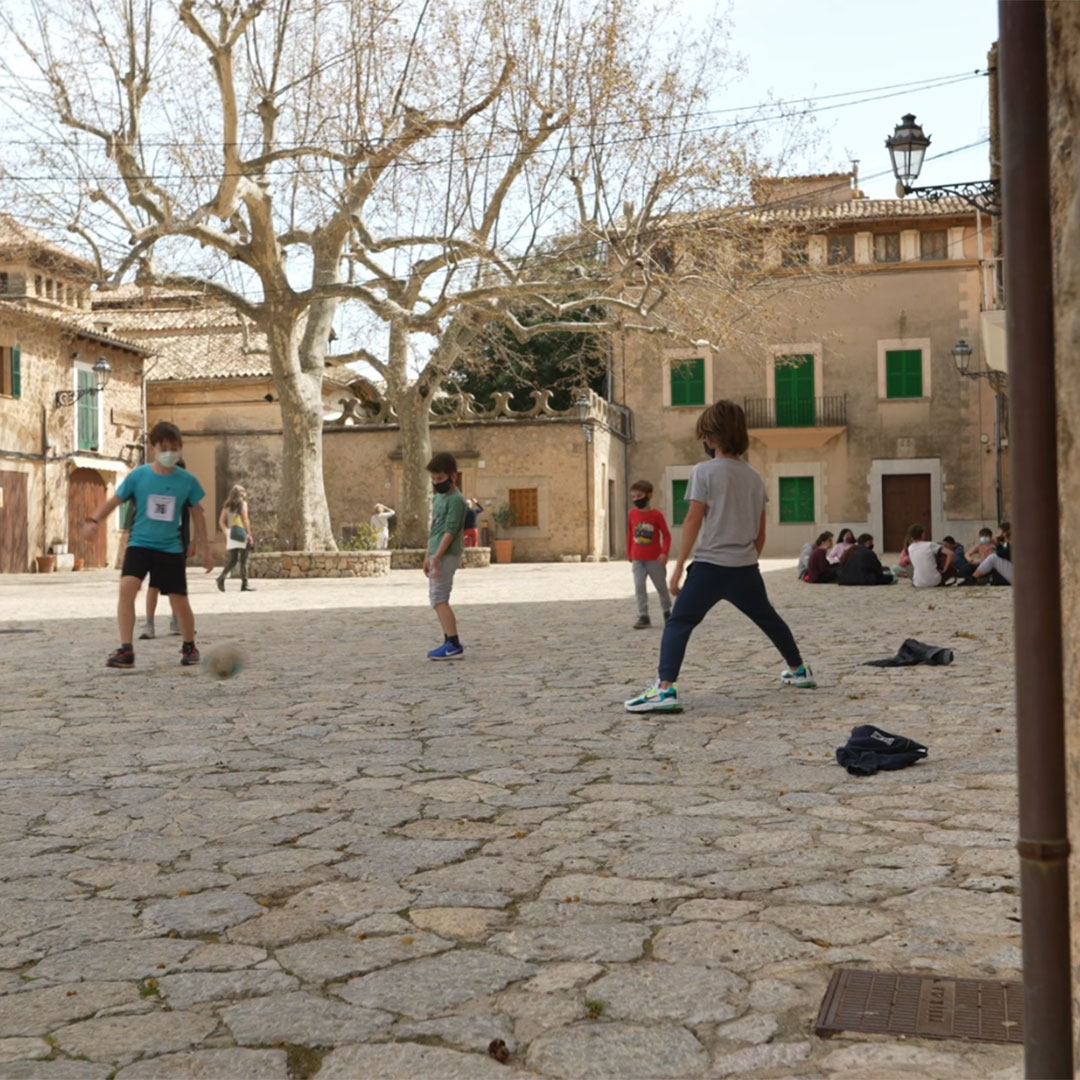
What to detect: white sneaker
<box><xmin>781</xmin><ymin>663</ymin><xmax>816</xmax><ymax>689</ymax></box>
<box><xmin>624</xmin><ymin>683</ymin><xmax>682</xmax><ymax>713</ymax></box>
<box><xmin>137</xmin><ymin>622</ymin><xmax>155</xmax><ymax>640</ymax></box>
<box><xmin>168</xmin><ymin>616</ymin><xmax>180</xmax><ymax>636</ymax></box>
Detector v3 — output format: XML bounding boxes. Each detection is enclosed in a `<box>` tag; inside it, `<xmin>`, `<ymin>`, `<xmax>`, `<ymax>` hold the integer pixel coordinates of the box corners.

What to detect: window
<box><xmin>874</xmin><ymin>233</ymin><xmax>900</xmax><ymax>263</ymax></box>
<box><xmin>827</xmin><ymin>234</ymin><xmax>853</xmax><ymax>265</ymax></box>
<box><xmin>774</xmin><ymin>353</ymin><xmax>815</xmax><ymax>427</ymax></box>
<box><xmin>671</xmin><ymin>479</ymin><xmax>690</xmax><ymax>526</ymax></box>
<box><xmin>0</xmin><ymin>346</ymin><xmax>20</xmax><ymax>398</ymax></box>
<box><xmin>920</xmin><ymin>230</ymin><xmax>948</xmax><ymax>261</ymax></box>
<box><xmin>76</xmin><ymin>368</ymin><xmax>100</xmax><ymax>449</ymax></box>
<box><xmin>781</xmin><ymin>239</ymin><xmax>809</xmax><ymax>267</ymax></box>
<box><xmin>507</xmin><ymin>487</ymin><xmax>539</xmax><ymax>528</ymax></box>
<box><xmin>885</xmin><ymin>349</ymin><xmax>924</xmax><ymax>399</ymax></box>
<box><xmin>778</xmin><ymin>476</ymin><xmax>814</xmax><ymax>523</ymax></box>
<box><xmin>34</xmin><ymin>275</ymin><xmax>42</xmax><ymax>296</ymax></box>
<box><xmin>0</xmin><ymin>272</ymin><xmax>8</xmax><ymax>294</ymax></box>
<box><xmin>669</xmin><ymin>357</ymin><xmax>706</xmax><ymax>407</ymax></box>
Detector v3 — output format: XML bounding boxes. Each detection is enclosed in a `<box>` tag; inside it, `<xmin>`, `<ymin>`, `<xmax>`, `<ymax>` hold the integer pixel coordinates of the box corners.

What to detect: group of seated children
<box><xmin>799</xmin><ymin>529</ymin><xmax>895</xmax><ymax>586</ymax></box>
<box><xmin>902</xmin><ymin>522</ymin><xmax>1012</xmax><ymax>587</ymax></box>
<box><xmin>799</xmin><ymin>521</ymin><xmax>1013</xmax><ymax>588</ymax></box>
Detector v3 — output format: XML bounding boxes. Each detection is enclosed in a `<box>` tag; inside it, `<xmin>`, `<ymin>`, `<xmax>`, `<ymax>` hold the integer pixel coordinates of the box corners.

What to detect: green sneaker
<box><xmin>624</xmin><ymin>683</ymin><xmax>682</xmax><ymax>713</ymax></box>
<box><xmin>781</xmin><ymin>663</ymin><xmax>816</xmax><ymax>689</ymax></box>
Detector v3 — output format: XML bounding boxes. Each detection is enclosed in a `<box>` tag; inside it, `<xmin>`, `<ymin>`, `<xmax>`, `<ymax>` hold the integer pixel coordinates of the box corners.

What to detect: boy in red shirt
<box><xmin>627</xmin><ymin>480</ymin><xmax>672</xmax><ymax>628</ymax></box>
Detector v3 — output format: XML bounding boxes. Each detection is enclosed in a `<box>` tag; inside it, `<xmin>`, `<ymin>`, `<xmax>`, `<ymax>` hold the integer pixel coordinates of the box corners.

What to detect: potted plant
<box><xmin>491</xmin><ymin>502</ymin><xmax>516</xmax><ymax>563</ymax></box>
<box><xmin>35</xmin><ymin>554</ymin><xmax>56</xmax><ymax>573</ymax></box>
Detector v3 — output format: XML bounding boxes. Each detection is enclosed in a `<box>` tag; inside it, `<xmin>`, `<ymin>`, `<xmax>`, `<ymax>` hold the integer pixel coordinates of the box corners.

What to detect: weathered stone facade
<box><xmin>1047</xmin><ymin>0</ymin><xmax>1080</xmax><ymax>1057</ymax></box>
<box><xmin>0</xmin><ymin>227</ymin><xmax>148</xmax><ymax>571</ymax></box>
<box><xmin>248</xmin><ymin>550</ymin><xmax>391</xmax><ymax>578</ymax></box>
<box><xmin>390</xmin><ymin>547</ymin><xmax>491</xmax><ymax>570</ymax></box>
<box><xmin>618</xmin><ymin>200</ymin><xmax>1005</xmax><ymax>556</ymax></box>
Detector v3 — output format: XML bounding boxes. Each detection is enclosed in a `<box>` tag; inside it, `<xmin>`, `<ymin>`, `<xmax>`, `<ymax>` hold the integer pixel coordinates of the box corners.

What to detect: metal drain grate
<box><xmin>815</xmin><ymin>969</ymin><xmax>1024</xmax><ymax>1045</ymax></box>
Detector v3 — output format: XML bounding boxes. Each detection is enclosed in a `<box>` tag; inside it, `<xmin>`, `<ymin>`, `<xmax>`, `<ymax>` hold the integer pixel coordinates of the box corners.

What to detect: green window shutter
<box><xmin>670</xmin><ymin>358</ymin><xmax>705</xmax><ymax>407</ymax></box>
<box><xmin>774</xmin><ymin>354</ymin><xmax>815</xmax><ymax>426</ymax></box>
<box><xmin>76</xmin><ymin>369</ymin><xmax>99</xmax><ymax>450</ymax></box>
<box><xmin>11</xmin><ymin>346</ymin><xmax>20</xmax><ymax>399</ymax></box>
<box><xmin>778</xmin><ymin>476</ymin><xmax>814</xmax><ymax>523</ymax></box>
<box><xmin>671</xmin><ymin>479</ymin><xmax>690</xmax><ymax>526</ymax></box>
<box><xmin>885</xmin><ymin>349</ymin><xmax>923</xmax><ymax>398</ymax></box>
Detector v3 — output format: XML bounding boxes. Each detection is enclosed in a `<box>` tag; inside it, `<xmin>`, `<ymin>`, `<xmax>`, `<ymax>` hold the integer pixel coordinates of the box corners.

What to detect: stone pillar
<box><xmin>1048</xmin><ymin>1</ymin><xmax>1080</xmax><ymax>1058</ymax></box>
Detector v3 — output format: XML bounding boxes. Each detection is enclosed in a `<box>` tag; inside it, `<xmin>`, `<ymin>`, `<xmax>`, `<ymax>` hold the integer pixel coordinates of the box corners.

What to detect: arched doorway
<box><xmin>69</xmin><ymin>468</ymin><xmax>107</xmax><ymax>567</ymax></box>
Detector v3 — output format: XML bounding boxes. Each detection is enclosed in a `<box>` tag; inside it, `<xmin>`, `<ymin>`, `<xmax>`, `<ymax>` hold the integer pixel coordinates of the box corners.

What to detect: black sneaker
<box><xmin>216</xmin><ymin>578</ymin><xmax>225</xmax><ymax>592</ymax></box>
<box><xmin>106</xmin><ymin>646</ymin><xmax>134</xmax><ymax>669</ymax></box>
<box><xmin>633</xmin><ymin>616</ymin><xmax>651</xmax><ymax>629</ymax></box>
<box><xmin>241</xmin><ymin>583</ymin><xmax>256</xmax><ymax>592</ymax></box>
<box><xmin>181</xmin><ymin>643</ymin><xmax>200</xmax><ymax>667</ymax></box>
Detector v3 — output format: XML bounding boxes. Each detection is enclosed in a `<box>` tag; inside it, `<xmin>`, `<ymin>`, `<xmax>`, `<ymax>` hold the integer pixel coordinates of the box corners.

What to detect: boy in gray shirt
<box><xmin>625</xmin><ymin>400</ymin><xmax>815</xmax><ymax>712</ymax></box>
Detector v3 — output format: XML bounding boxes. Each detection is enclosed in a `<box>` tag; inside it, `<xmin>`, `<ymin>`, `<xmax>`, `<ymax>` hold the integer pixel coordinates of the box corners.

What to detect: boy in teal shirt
<box><xmin>424</xmin><ymin>451</ymin><xmax>468</xmax><ymax>660</ymax></box>
<box><xmin>82</xmin><ymin>421</ymin><xmax>214</xmax><ymax>668</ymax></box>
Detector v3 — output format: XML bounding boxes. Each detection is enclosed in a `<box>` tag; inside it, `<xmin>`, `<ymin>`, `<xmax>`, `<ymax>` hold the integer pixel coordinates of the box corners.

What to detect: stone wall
<box><xmin>248</xmin><ymin>550</ymin><xmax>391</xmax><ymax>578</ymax></box>
<box><xmin>390</xmin><ymin>547</ymin><xmax>491</xmax><ymax>570</ymax></box>
<box><xmin>1047</xmin><ymin>0</ymin><xmax>1080</xmax><ymax>1055</ymax></box>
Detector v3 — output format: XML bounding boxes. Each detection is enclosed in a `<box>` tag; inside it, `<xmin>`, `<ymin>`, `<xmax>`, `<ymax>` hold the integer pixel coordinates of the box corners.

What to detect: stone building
<box><xmin>0</xmin><ymin>217</ymin><xmax>149</xmax><ymax>572</ymax></box>
<box><xmin>617</xmin><ymin>178</ymin><xmax>1007</xmax><ymax>557</ymax></box>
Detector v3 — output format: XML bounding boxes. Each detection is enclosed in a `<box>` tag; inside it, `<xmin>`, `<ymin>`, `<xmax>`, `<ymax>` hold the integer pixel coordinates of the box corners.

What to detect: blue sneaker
<box><xmin>624</xmin><ymin>683</ymin><xmax>682</xmax><ymax>713</ymax></box>
<box><xmin>428</xmin><ymin>641</ymin><xmax>465</xmax><ymax>661</ymax></box>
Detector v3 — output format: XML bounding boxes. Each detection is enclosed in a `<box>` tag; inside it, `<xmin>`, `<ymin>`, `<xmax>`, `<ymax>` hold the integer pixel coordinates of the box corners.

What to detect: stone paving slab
<box><xmin>0</xmin><ymin>564</ymin><xmax>1021</xmax><ymax>1077</ymax></box>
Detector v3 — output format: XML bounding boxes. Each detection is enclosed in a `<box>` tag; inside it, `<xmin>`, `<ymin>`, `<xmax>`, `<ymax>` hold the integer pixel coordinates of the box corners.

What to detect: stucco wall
<box><xmin>1047</xmin><ymin>1</ymin><xmax>1080</xmax><ymax>1057</ymax></box>
<box><xmin>619</xmin><ymin>260</ymin><xmax>1001</xmax><ymax>555</ymax></box>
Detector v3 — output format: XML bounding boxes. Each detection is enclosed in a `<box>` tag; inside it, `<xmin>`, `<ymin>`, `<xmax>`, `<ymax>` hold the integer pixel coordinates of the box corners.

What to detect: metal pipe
<box><xmin>998</xmin><ymin>3</ymin><xmax>1074</xmax><ymax>1076</ymax></box>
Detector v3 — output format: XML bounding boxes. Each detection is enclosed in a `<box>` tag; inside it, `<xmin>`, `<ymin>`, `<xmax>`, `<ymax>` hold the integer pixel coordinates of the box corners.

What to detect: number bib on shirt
<box><xmin>146</xmin><ymin>494</ymin><xmax>177</xmax><ymax>522</ymax></box>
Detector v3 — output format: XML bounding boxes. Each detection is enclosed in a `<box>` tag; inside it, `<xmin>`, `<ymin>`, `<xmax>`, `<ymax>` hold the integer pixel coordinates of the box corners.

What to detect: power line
<box><xmin>0</xmin><ymin>73</ymin><xmax>985</xmax><ymax>185</ymax></box>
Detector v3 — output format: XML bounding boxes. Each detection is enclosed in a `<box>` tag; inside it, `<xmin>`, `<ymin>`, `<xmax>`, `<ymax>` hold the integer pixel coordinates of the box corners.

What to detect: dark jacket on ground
<box><xmin>837</xmin><ymin>545</ymin><xmax>892</xmax><ymax>586</ymax></box>
<box><xmin>836</xmin><ymin>725</ymin><xmax>929</xmax><ymax>776</ymax></box>
<box><xmin>804</xmin><ymin>547</ymin><xmax>836</xmax><ymax>583</ymax></box>
<box><xmin>864</xmin><ymin>638</ymin><xmax>954</xmax><ymax>667</ymax></box>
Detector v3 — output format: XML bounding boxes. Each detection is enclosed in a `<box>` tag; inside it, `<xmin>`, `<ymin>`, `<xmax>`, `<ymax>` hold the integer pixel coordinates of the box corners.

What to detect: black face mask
<box><xmin>632</xmin><ymin>497</ymin><xmax>648</xmax><ymax>509</ymax></box>
<box><xmin>432</xmin><ymin>480</ymin><xmax>452</xmax><ymax>494</ymax></box>
<box><xmin>703</xmin><ymin>442</ymin><xmax>716</xmax><ymax>459</ymax></box>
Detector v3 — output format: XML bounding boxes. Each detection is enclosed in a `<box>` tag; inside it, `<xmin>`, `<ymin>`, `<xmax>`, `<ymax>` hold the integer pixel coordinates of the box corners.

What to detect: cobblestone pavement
<box><xmin>0</xmin><ymin>563</ymin><xmax>1021</xmax><ymax>1079</ymax></box>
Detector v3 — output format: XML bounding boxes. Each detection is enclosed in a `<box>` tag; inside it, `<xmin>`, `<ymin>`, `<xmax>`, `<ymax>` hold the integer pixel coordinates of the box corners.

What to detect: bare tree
<box><xmin>1</xmin><ymin>0</ymin><xmax>823</xmax><ymax>547</ymax></box>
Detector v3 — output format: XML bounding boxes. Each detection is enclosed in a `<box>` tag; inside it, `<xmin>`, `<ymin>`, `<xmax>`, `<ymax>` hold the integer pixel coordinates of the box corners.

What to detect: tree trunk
<box><xmin>396</xmin><ymin>388</ymin><xmax>433</xmax><ymax>549</ymax></box>
<box><xmin>267</xmin><ymin>315</ymin><xmax>337</xmax><ymax>550</ymax></box>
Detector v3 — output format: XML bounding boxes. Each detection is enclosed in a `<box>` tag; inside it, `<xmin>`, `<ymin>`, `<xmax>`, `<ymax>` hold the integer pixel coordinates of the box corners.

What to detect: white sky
<box><xmin>723</xmin><ymin>0</ymin><xmax>997</xmax><ymax>196</ymax></box>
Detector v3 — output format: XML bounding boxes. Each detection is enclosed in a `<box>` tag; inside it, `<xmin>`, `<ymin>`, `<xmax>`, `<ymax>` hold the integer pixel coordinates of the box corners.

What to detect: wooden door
<box><xmin>68</xmin><ymin>468</ymin><xmax>107</xmax><ymax>567</ymax></box>
<box><xmin>0</xmin><ymin>470</ymin><xmax>29</xmax><ymax>573</ymax></box>
<box><xmin>882</xmin><ymin>473</ymin><xmax>932</xmax><ymax>551</ymax></box>
<box><xmin>774</xmin><ymin>354</ymin><xmax>815</xmax><ymax>427</ymax></box>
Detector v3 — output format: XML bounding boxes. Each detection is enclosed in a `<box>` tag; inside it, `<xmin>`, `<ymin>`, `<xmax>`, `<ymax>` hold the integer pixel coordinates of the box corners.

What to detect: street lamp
<box><xmin>54</xmin><ymin>355</ymin><xmax>112</xmax><ymax>407</ymax></box>
<box><xmin>886</xmin><ymin>114</ymin><xmax>1000</xmax><ymax>216</ymax></box>
<box><xmin>952</xmin><ymin>338</ymin><xmax>1007</xmax><ymax>523</ymax></box>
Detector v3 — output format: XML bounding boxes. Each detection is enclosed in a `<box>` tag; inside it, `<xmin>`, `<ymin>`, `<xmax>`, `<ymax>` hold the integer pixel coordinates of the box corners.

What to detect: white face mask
<box><xmin>156</xmin><ymin>450</ymin><xmax>181</xmax><ymax>468</ymax></box>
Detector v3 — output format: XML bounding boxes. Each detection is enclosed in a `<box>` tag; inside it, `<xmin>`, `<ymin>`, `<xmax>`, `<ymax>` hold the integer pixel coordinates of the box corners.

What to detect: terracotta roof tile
<box><xmin>0</xmin><ymin>214</ymin><xmax>96</xmax><ymax>273</ymax></box>
<box><xmin>753</xmin><ymin>196</ymin><xmax>975</xmax><ymax>223</ymax></box>
<box><xmin>0</xmin><ymin>298</ymin><xmax>152</xmax><ymax>354</ymax></box>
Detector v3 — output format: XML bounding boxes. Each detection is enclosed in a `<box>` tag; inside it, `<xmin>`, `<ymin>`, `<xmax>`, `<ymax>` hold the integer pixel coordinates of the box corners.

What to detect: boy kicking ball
<box><xmin>424</xmin><ymin>452</ymin><xmax>468</xmax><ymax>660</ymax></box>
<box><xmin>624</xmin><ymin>399</ymin><xmax>815</xmax><ymax>713</ymax></box>
<box><xmin>82</xmin><ymin>421</ymin><xmax>214</xmax><ymax>669</ymax></box>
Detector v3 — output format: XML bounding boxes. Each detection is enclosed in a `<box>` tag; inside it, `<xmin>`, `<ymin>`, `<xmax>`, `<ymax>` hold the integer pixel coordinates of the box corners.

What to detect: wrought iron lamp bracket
<box><xmin>54</xmin><ymin>386</ymin><xmax>100</xmax><ymax>408</ymax></box>
<box><xmin>901</xmin><ymin>179</ymin><xmax>1001</xmax><ymax>216</ymax></box>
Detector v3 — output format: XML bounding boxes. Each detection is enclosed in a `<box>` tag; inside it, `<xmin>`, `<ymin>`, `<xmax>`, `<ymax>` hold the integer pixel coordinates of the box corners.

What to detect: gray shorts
<box><xmin>429</xmin><ymin>554</ymin><xmax>461</xmax><ymax>606</ymax></box>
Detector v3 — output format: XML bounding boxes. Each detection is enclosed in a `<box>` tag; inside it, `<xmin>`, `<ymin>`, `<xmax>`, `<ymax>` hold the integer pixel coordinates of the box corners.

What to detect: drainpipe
<box><xmin>998</xmin><ymin>4</ymin><xmax>1073</xmax><ymax>1077</ymax></box>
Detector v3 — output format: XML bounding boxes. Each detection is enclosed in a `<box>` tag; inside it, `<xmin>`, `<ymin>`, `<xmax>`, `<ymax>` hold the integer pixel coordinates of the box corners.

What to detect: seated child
<box><xmin>837</xmin><ymin>534</ymin><xmax>895</xmax><ymax>585</ymax></box>
<box><xmin>827</xmin><ymin>528</ymin><xmax>856</xmax><ymax>565</ymax></box>
<box><xmin>804</xmin><ymin>532</ymin><xmax>837</xmax><ymax>584</ymax></box>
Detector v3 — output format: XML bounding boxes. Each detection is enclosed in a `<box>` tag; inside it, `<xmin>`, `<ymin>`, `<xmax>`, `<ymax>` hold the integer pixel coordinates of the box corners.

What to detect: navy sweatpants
<box><xmin>658</xmin><ymin>562</ymin><xmax>803</xmax><ymax>684</ymax></box>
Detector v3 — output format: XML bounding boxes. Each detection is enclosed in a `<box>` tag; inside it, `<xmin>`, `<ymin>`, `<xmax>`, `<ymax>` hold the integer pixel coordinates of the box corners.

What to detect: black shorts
<box><xmin>122</xmin><ymin>546</ymin><xmax>188</xmax><ymax>596</ymax></box>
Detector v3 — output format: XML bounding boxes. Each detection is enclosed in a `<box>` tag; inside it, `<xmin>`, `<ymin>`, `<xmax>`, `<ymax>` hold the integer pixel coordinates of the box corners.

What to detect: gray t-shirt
<box><xmin>685</xmin><ymin>457</ymin><xmax>767</xmax><ymax>567</ymax></box>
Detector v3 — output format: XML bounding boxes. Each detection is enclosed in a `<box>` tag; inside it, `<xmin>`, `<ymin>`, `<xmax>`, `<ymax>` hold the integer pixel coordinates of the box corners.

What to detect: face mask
<box><xmin>703</xmin><ymin>442</ymin><xmax>716</xmax><ymax>459</ymax></box>
<box><xmin>632</xmin><ymin>497</ymin><xmax>648</xmax><ymax>509</ymax></box>
<box><xmin>981</xmin><ymin>536</ymin><xmax>992</xmax><ymax>545</ymax></box>
<box><xmin>432</xmin><ymin>479</ymin><xmax>452</xmax><ymax>495</ymax></box>
<box><xmin>156</xmin><ymin>450</ymin><xmax>180</xmax><ymax>468</ymax></box>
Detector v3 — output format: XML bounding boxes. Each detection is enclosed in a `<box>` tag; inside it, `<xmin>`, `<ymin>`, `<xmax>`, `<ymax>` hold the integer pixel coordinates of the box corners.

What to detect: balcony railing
<box><xmin>744</xmin><ymin>395</ymin><xmax>847</xmax><ymax>429</ymax></box>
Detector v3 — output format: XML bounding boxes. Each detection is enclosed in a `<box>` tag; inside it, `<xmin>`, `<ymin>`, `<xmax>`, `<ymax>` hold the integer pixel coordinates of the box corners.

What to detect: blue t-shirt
<box><xmin>116</xmin><ymin>464</ymin><xmax>205</xmax><ymax>554</ymax></box>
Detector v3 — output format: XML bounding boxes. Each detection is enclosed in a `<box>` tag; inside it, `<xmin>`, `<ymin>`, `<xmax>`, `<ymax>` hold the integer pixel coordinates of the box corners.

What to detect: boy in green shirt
<box><xmin>424</xmin><ymin>451</ymin><xmax>468</xmax><ymax>659</ymax></box>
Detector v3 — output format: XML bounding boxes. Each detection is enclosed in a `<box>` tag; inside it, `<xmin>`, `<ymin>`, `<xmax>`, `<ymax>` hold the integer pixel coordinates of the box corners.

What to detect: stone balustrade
<box><xmin>248</xmin><ymin>550</ymin><xmax>392</xmax><ymax>579</ymax></box>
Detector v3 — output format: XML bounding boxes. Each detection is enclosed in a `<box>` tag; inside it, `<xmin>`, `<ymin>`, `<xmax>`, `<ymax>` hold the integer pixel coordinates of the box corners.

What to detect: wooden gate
<box><xmin>0</xmin><ymin>470</ymin><xmax>29</xmax><ymax>573</ymax></box>
<box><xmin>882</xmin><ymin>473</ymin><xmax>932</xmax><ymax>551</ymax></box>
<box><xmin>68</xmin><ymin>468</ymin><xmax>107</xmax><ymax>567</ymax></box>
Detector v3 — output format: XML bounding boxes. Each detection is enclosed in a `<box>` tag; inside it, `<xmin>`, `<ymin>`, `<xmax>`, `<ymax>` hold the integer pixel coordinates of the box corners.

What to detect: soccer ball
<box><xmin>203</xmin><ymin>643</ymin><xmax>246</xmax><ymax>680</ymax></box>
